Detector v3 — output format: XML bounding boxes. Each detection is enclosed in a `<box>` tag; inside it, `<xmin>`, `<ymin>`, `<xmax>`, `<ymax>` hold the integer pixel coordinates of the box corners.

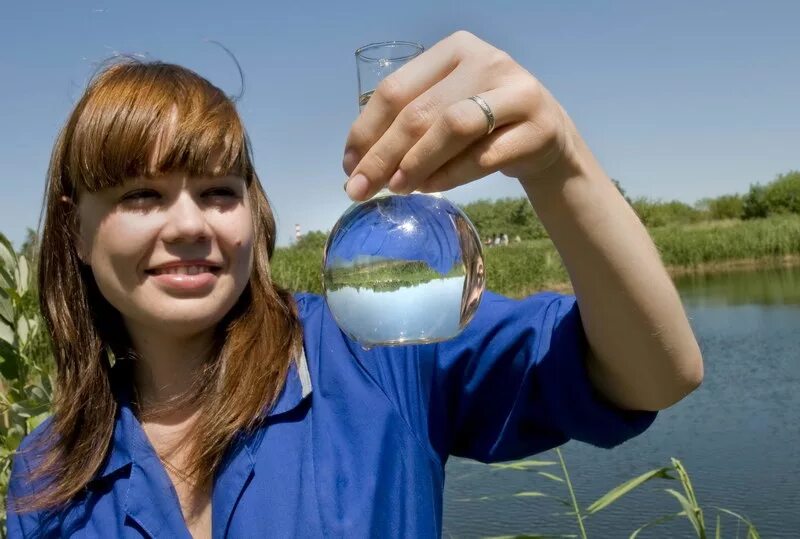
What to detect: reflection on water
<box><xmin>676</xmin><ymin>265</ymin><xmax>800</xmax><ymax>306</ymax></box>
<box><xmin>326</xmin><ymin>277</ymin><xmax>466</xmax><ymax>346</ymax></box>
<box><xmin>323</xmin><ymin>192</ymin><xmax>485</xmax><ymax>346</ymax></box>
<box><xmin>443</xmin><ymin>266</ymin><xmax>800</xmax><ymax>538</ymax></box>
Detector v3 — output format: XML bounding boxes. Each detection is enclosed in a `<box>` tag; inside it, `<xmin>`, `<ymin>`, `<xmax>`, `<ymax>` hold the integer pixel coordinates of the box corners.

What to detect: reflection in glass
<box><xmin>323</xmin><ymin>192</ymin><xmax>485</xmax><ymax>347</ymax></box>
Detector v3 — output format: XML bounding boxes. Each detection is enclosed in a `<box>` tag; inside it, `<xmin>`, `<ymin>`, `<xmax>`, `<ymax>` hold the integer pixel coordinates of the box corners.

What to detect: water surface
<box><xmin>442</xmin><ymin>266</ymin><xmax>800</xmax><ymax>538</ymax></box>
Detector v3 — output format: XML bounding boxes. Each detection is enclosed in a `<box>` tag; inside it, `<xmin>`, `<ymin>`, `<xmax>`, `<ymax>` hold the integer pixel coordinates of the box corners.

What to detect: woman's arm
<box><xmin>520</xmin><ymin>112</ymin><xmax>703</xmax><ymax>411</ymax></box>
<box><xmin>343</xmin><ymin>31</ymin><xmax>703</xmax><ymax>412</ymax></box>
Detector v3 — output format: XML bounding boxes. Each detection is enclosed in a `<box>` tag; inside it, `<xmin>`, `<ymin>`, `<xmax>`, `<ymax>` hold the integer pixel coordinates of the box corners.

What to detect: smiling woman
<box><xmin>7</xmin><ymin>31</ymin><xmax>701</xmax><ymax>539</ymax></box>
<box><xmin>9</xmin><ymin>60</ymin><xmax>304</xmax><ymax>534</ymax></box>
<box><xmin>78</xmin><ymin>173</ymin><xmax>253</xmax><ymax>335</ymax></box>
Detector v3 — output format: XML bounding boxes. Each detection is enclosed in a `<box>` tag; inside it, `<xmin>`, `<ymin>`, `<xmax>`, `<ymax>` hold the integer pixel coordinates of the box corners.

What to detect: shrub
<box><xmin>743</xmin><ymin>171</ymin><xmax>800</xmax><ymax>219</ymax></box>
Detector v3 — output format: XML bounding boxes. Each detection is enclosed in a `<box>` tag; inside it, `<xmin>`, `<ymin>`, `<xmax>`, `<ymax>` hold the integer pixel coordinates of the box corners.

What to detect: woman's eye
<box><xmin>203</xmin><ymin>187</ymin><xmax>239</xmax><ymax>202</ymax></box>
<box><xmin>120</xmin><ymin>189</ymin><xmax>161</xmax><ymax>207</ymax></box>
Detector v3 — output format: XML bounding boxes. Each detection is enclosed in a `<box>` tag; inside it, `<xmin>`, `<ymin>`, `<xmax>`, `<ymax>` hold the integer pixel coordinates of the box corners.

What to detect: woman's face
<box><xmin>76</xmin><ymin>172</ymin><xmax>254</xmax><ymax>338</ymax></box>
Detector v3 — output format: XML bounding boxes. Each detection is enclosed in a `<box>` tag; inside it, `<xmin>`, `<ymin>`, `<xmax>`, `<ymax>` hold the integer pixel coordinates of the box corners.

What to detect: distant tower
<box><xmin>295</xmin><ymin>223</ymin><xmax>301</xmax><ymax>244</ymax></box>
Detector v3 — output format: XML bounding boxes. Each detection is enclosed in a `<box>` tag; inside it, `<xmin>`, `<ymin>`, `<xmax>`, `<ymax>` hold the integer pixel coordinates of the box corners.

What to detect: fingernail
<box><xmin>346</xmin><ymin>173</ymin><xmax>370</xmax><ymax>200</ymax></box>
<box><xmin>343</xmin><ymin>150</ymin><xmax>360</xmax><ymax>175</ymax></box>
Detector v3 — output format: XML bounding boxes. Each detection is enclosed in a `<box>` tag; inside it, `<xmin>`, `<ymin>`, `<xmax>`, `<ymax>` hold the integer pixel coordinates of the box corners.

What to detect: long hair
<box><xmin>13</xmin><ymin>59</ymin><xmax>303</xmax><ymax>513</ymax></box>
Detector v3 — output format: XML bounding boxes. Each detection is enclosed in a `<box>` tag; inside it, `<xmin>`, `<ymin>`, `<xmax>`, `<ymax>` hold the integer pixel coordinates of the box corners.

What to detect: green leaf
<box><xmin>16</xmin><ymin>255</ymin><xmax>30</xmax><ymax>294</ymax></box>
<box><xmin>514</xmin><ymin>491</ymin><xmax>550</xmax><ymax>498</ymax></box>
<box><xmin>16</xmin><ymin>316</ymin><xmax>29</xmax><ymax>347</ymax></box>
<box><xmin>484</xmin><ymin>535</ymin><xmax>577</xmax><ymax>539</ymax></box>
<box><xmin>712</xmin><ymin>507</ymin><xmax>760</xmax><ymax>538</ymax></box>
<box><xmin>27</xmin><ymin>411</ymin><xmax>50</xmax><ymax>431</ymax></box>
<box><xmin>513</xmin><ymin>491</ymin><xmax>571</xmax><ymax>507</ymax></box>
<box><xmin>714</xmin><ymin>514</ymin><xmax>720</xmax><ymax>539</ymax></box>
<box><xmin>10</xmin><ymin>402</ymin><xmax>32</xmax><ymax>419</ymax></box>
<box><xmin>671</xmin><ymin>458</ymin><xmax>701</xmax><ymax>508</ymax></box>
<box><xmin>665</xmin><ymin>488</ymin><xmax>704</xmax><ymax>537</ymax></box>
<box><xmin>0</xmin><ymin>339</ymin><xmax>21</xmax><ymax>380</ymax></box>
<box><xmin>4</xmin><ymin>424</ymin><xmax>25</xmax><ymax>451</ymax></box>
<box><xmin>26</xmin><ymin>384</ymin><xmax>50</xmax><ymax>404</ymax></box>
<box><xmin>537</xmin><ymin>471</ymin><xmax>564</xmax><ymax>483</ymax></box>
<box><xmin>586</xmin><ymin>467</ymin><xmax>674</xmax><ymax>514</ymax></box>
<box><xmin>629</xmin><ymin>511</ymin><xmax>686</xmax><ymax>539</ymax></box>
<box><xmin>0</xmin><ymin>319</ymin><xmax>13</xmax><ymax>344</ymax></box>
<box><xmin>490</xmin><ymin>460</ymin><xmax>558</xmax><ymax>471</ymax></box>
<box><xmin>453</xmin><ymin>495</ymin><xmax>494</xmax><ymax>502</ymax></box>
<box><xmin>0</xmin><ymin>233</ymin><xmax>16</xmax><ymax>268</ymax></box>
<box><xmin>0</xmin><ymin>288</ymin><xmax>13</xmax><ymax>325</ymax></box>
<box><xmin>0</xmin><ymin>265</ymin><xmax>14</xmax><ymax>288</ymax></box>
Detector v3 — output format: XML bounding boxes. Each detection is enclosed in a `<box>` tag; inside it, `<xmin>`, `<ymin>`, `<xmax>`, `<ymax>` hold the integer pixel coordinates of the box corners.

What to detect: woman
<box><xmin>8</xmin><ymin>32</ymin><xmax>703</xmax><ymax>538</ymax></box>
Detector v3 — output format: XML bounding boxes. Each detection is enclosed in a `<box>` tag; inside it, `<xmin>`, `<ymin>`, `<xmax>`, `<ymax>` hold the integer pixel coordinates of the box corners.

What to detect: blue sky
<box><xmin>2</xmin><ymin>1</ymin><xmax>798</xmax><ymax>247</ymax></box>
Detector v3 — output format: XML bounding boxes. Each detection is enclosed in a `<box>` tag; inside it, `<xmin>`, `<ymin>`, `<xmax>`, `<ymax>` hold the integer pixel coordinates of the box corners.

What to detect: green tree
<box><xmin>743</xmin><ymin>171</ymin><xmax>800</xmax><ymax>219</ymax></box>
<box><xmin>706</xmin><ymin>194</ymin><xmax>744</xmax><ymax>220</ymax></box>
<box><xmin>294</xmin><ymin>230</ymin><xmax>329</xmax><ymax>251</ymax></box>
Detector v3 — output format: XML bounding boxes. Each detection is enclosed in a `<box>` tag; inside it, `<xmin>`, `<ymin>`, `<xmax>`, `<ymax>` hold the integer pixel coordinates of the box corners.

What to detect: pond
<box><xmin>442</xmin><ymin>266</ymin><xmax>800</xmax><ymax>538</ymax></box>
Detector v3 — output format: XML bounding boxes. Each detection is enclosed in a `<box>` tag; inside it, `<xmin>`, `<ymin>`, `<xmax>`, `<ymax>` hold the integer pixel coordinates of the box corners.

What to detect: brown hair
<box><xmin>13</xmin><ymin>59</ymin><xmax>303</xmax><ymax>513</ymax></box>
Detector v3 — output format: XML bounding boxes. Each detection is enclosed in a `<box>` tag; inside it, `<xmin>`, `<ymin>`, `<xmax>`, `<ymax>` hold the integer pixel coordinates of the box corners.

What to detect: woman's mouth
<box><xmin>145</xmin><ymin>264</ymin><xmax>221</xmax><ymax>292</ymax></box>
<box><xmin>147</xmin><ymin>265</ymin><xmax>220</xmax><ymax>276</ymax></box>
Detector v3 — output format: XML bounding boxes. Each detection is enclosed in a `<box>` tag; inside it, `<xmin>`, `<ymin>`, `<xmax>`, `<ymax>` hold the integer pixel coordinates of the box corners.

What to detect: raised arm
<box><xmin>343</xmin><ymin>30</ymin><xmax>703</xmax><ymax>412</ymax></box>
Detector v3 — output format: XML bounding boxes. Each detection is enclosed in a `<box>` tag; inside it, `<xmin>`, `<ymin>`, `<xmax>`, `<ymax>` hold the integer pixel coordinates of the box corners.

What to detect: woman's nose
<box><xmin>161</xmin><ymin>192</ymin><xmax>210</xmax><ymax>243</ymax></box>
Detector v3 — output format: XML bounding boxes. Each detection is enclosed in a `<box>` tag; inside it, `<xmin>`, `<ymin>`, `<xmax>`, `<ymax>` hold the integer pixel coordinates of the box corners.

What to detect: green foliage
<box><xmin>631</xmin><ymin>198</ymin><xmax>705</xmax><ymax>228</ymax></box>
<box><xmin>459</xmin><ymin>198</ymin><xmax>547</xmax><ymax>240</ymax></box>
<box><xmin>702</xmin><ymin>195</ymin><xmax>744</xmax><ymax>220</ymax></box>
<box><xmin>271</xmin><ymin>243</ymin><xmax>324</xmax><ymax>293</ymax></box>
<box><xmin>743</xmin><ymin>171</ymin><xmax>800</xmax><ymax>219</ymax></box>
<box><xmin>651</xmin><ymin>215</ymin><xmax>800</xmax><ymax>268</ymax></box>
<box><xmin>293</xmin><ymin>230</ymin><xmax>328</xmax><ymax>250</ymax></box>
<box><xmin>270</xmin><ymin>216</ymin><xmax>800</xmax><ymax>298</ymax></box>
<box><xmin>0</xmin><ymin>234</ymin><xmax>54</xmax><ymax>538</ymax></box>
<box><xmin>480</xmin><ymin>448</ymin><xmax>760</xmax><ymax>539</ymax></box>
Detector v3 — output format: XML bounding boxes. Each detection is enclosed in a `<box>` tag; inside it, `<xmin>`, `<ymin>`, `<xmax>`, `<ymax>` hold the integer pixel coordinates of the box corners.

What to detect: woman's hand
<box><xmin>343</xmin><ymin>31</ymin><xmax>703</xmax><ymax>412</ymax></box>
<box><xmin>342</xmin><ymin>31</ymin><xmax>574</xmax><ymax>201</ymax></box>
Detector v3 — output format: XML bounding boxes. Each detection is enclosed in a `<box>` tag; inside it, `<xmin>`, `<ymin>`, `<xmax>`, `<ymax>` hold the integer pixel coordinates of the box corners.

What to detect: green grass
<box><xmin>271</xmin><ymin>215</ymin><xmax>800</xmax><ymax>298</ymax></box>
<box><xmin>324</xmin><ymin>259</ymin><xmax>465</xmax><ymax>292</ymax></box>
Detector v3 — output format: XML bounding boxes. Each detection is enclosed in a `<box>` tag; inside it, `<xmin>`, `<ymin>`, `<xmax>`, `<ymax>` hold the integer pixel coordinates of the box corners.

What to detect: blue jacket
<box><xmin>7</xmin><ymin>291</ymin><xmax>656</xmax><ymax>538</ymax></box>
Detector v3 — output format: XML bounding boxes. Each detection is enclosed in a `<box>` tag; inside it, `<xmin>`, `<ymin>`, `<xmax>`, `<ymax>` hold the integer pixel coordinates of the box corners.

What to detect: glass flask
<box><xmin>322</xmin><ymin>41</ymin><xmax>485</xmax><ymax>347</ymax></box>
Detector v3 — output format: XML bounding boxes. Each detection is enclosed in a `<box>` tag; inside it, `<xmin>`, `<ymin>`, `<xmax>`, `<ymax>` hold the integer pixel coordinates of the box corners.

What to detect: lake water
<box><xmin>442</xmin><ymin>266</ymin><xmax>800</xmax><ymax>538</ymax></box>
<box><xmin>325</xmin><ymin>277</ymin><xmax>464</xmax><ymax>345</ymax></box>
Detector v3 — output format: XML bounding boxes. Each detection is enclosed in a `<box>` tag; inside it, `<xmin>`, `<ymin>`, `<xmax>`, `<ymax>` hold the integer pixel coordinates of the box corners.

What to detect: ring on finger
<box><xmin>467</xmin><ymin>95</ymin><xmax>496</xmax><ymax>136</ymax></box>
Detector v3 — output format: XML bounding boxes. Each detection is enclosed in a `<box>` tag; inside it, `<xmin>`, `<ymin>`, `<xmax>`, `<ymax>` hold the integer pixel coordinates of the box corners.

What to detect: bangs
<box><xmin>65</xmin><ymin>60</ymin><xmax>252</xmax><ymax>193</ymax></box>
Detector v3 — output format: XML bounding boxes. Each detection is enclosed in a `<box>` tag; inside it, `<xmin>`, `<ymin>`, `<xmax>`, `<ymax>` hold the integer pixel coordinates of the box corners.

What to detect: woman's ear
<box><xmin>60</xmin><ymin>195</ymin><xmax>88</xmax><ymax>265</ymax></box>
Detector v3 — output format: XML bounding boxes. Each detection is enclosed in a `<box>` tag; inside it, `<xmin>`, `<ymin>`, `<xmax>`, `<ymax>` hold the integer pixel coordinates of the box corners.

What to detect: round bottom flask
<box><xmin>322</xmin><ymin>191</ymin><xmax>485</xmax><ymax>348</ymax></box>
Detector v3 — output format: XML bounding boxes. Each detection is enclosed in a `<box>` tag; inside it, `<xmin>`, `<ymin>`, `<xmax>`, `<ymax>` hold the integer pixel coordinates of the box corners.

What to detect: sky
<box><xmin>1</xmin><ymin>0</ymin><xmax>798</xmax><ymax>247</ymax></box>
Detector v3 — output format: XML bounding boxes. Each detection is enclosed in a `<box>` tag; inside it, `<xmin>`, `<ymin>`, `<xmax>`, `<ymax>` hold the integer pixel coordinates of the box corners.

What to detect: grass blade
<box><xmin>586</xmin><ymin>467</ymin><xmax>673</xmax><ymax>514</ymax></box>
<box><xmin>555</xmin><ymin>448</ymin><xmax>587</xmax><ymax>539</ymax></box>
<box><xmin>665</xmin><ymin>488</ymin><xmax>704</xmax><ymax>538</ymax></box>
<box><xmin>537</xmin><ymin>471</ymin><xmax>564</xmax><ymax>483</ymax></box>
<box><xmin>629</xmin><ymin>511</ymin><xmax>686</xmax><ymax>539</ymax></box>
<box><xmin>712</xmin><ymin>507</ymin><xmax>760</xmax><ymax>539</ymax></box>
<box><xmin>490</xmin><ymin>460</ymin><xmax>558</xmax><ymax>471</ymax></box>
<box><xmin>484</xmin><ymin>535</ymin><xmax>578</xmax><ymax>539</ymax></box>
<box><xmin>513</xmin><ymin>491</ymin><xmax>571</xmax><ymax>506</ymax></box>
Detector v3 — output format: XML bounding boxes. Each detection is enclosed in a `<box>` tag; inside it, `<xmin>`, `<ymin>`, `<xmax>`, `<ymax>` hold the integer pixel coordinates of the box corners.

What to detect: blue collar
<box><xmin>91</xmin><ymin>348</ymin><xmax>312</xmax><ymax>483</ymax></box>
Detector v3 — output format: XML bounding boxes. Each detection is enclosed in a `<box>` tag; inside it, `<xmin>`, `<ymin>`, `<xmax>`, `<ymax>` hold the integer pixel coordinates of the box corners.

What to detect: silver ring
<box><xmin>467</xmin><ymin>95</ymin><xmax>496</xmax><ymax>135</ymax></box>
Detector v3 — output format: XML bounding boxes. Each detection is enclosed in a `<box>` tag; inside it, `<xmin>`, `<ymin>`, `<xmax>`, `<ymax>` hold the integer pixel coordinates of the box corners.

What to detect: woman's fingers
<box><xmin>418</xmin><ymin>119</ymin><xmax>557</xmax><ymax>193</ymax></box>
<box><xmin>345</xmin><ymin>64</ymin><xmax>483</xmax><ymax>200</ymax></box>
<box><xmin>342</xmin><ymin>31</ymin><xmax>557</xmax><ymax>200</ymax></box>
<box><xmin>388</xmin><ymin>86</ymin><xmax>527</xmax><ymax>195</ymax></box>
<box><xmin>343</xmin><ymin>37</ymin><xmax>461</xmax><ymax>176</ymax></box>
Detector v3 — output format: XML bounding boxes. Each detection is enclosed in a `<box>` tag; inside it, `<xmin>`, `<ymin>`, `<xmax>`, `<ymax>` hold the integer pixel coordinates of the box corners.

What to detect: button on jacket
<box><xmin>8</xmin><ymin>291</ymin><xmax>656</xmax><ymax>538</ymax></box>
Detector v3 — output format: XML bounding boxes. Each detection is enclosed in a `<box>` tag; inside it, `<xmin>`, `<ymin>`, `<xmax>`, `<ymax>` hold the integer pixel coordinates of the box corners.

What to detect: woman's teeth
<box><xmin>151</xmin><ymin>266</ymin><xmax>215</xmax><ymax>275</ymax></box>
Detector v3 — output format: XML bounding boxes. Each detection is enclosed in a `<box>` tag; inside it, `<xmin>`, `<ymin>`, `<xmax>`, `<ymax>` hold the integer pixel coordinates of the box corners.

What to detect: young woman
<box><xmin>8</xmin><ymin>32</ymin><xmax>703</xmax><ymax>538</ymax></box>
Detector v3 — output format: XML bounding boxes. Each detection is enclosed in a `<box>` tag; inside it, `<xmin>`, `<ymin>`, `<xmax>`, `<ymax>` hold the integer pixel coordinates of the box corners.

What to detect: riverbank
<box><xmin>482</xmin><ymin>215</ymin><xmax>800</xmax><ymax>297</ymax></box>
<box><xmin>271</xmin><ymin>215</ymin><xmax>800</xmax><ymax>298</ymax></box>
